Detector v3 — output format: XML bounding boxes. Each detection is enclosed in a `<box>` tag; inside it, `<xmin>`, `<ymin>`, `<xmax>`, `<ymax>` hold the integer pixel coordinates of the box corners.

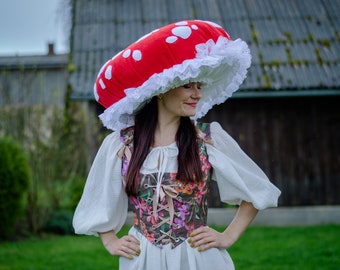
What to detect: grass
<box><xmin>229</xmin><ymin>225</ymin><xmax>340</xmax><ymax>270</ymax></box>
<box><xmin>0</xmin><ymin>225</ymin><xmax>339</xmax><ymax>270</ymax></box>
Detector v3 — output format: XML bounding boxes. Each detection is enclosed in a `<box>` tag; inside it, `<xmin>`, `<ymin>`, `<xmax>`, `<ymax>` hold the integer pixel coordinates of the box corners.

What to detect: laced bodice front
<box><xmin>120</xmin><ymin>123</ymin><xmax>212</xmax><ymax>248</ymax></box>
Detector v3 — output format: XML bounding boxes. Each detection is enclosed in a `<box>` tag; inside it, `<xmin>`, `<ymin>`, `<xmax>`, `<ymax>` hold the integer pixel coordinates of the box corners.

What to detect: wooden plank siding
<box><xmin>68</xmin><ymin>0</ymin><xmax>340</xmax><ymax>208</ymax></box>
<box><xmin>201</xmin><ymin>96</ymin><xmax>340</xmax><ymax>207</ymax></box>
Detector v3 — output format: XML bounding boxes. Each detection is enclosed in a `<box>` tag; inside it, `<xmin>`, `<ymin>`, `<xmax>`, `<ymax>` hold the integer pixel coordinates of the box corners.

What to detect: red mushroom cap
<box><xmin>95</xmin><ymin>20</ymin><xmax>251</xmax><ymax>130</ymax></box>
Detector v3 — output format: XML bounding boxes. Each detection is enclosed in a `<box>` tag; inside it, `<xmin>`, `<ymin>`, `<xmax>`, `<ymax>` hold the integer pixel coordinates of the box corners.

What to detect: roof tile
<box><xmin>69</xmin><ymin>0</ymin><xmax>340</xmax><ymax>100</ymax></box>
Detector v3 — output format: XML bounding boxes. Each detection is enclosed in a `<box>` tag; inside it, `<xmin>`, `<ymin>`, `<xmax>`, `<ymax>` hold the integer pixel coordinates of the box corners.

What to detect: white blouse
<box><xmin>73</xmin><ymin>121</ymin><xmax>281</xmax><ymax>270</ymax></box>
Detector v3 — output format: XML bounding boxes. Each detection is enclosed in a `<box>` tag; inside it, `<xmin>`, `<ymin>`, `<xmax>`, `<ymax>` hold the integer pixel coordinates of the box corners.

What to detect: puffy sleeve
<box><xmin>206</xmin><ymin>122</ymin><xmax>281</xmax><ymax>210</ymax></box>
<box><xmin>72</xmin><ymin>131</ymin><xmax>128</xmax><ymax>236</ymax></box>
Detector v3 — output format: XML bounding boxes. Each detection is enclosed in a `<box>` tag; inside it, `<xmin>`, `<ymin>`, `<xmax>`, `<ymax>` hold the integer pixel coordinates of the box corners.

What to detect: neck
<box><xmin>154</xmin><ymin>116</ymin><xmax>180</xmax><ymax>147</ymax></box>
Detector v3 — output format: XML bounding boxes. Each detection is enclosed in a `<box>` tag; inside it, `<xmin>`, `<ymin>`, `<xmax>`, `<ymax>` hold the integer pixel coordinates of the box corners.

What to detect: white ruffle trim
<box><xmin>99</xmin><ymin>37</ymin><xmax>251</xmax><ymax>131</ymax></box>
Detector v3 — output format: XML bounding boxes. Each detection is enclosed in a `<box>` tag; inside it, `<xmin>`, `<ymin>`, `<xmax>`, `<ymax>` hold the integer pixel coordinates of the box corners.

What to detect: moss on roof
<box><xmin>69</xmin><ymin>0</ymin><xmax>340</xmax><ymax>100</ymax></box>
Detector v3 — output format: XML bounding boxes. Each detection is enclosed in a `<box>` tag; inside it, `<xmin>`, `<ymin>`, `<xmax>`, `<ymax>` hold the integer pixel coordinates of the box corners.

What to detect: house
<box><xmin>68</xmin><ymin>0</ymin><xmax>340</xmax><ymax>206</ymax></box>
<box><xmin>0</xmin><ymin>43</ymin><xmax>68</xmax><ymax>106</ymax></box>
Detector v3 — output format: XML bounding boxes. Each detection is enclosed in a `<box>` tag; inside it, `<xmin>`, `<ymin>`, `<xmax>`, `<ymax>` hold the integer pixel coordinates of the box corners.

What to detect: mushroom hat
<box><xmin>95</xmin><ymin>20</ymin><xmax>251</xmax><ymax>131</ymax></box>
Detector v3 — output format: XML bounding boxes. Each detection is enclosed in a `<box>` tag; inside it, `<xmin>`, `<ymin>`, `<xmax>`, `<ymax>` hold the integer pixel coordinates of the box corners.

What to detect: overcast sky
<box><xmin>0</xmin><ymin>0</ymin><xmax>70</xmax><ymax>56</ymax></box>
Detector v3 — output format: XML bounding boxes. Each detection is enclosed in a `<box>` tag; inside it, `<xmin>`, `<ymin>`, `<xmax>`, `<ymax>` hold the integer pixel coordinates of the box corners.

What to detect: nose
<box><xmin>192</xmin><ymin>83</ymin><xmax>202</xmax><ymax>99</ymax></box>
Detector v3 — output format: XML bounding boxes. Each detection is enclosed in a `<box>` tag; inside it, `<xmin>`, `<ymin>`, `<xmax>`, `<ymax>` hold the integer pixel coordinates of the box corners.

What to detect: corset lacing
<box><xmin>119</xmin><ymin>123</ymin><xmax>212</xmax><ymax>248</ymax></box>
<box><xmin>144</xmin><ymin>146</ymin><xmax>179</xmax><ymax>229</ymax></box>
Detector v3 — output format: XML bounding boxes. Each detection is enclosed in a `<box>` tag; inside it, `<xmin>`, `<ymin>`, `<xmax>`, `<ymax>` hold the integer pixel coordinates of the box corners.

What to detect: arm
<box><xmin>207</xmin><ymin>122</ymin><xmax>281</xmax><ymax>210</ymax></box>
<box><xmin>189</xmin><ymin>201</ymin><xmax>258</xmax><ymax>251</ymax></box>
<box><xmin>73</xmin><ymin>132</ymin><xmax>129</xmax><ymax>236</ymax></box>
<box><xmin>99</xmin><ymin>230</ymin><xmax>141</xmax><ymax>259</ymax></box>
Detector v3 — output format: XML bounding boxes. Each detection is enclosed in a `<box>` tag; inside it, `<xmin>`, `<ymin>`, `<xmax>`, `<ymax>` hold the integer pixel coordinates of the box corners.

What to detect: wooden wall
<box><xmin>202</xmin><ymin>95</ymin><xmax>340</xmax><ymax>207</ymax></box>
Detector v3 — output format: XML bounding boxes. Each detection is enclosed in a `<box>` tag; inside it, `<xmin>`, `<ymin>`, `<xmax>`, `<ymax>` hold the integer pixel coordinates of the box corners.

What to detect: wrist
<box><xmin>99</xmin><ymin>230</ymin><xmax>118</xmax><ymax>247</ymax></box>
<box><xmin>222</xmin><ymin>228</ymin><xmax>239</xmax><ymax>247</ymax></box>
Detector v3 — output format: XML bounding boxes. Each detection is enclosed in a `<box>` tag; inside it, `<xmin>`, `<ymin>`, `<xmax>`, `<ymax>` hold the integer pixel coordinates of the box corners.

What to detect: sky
<box><xmin>0</xmin><ymin>0</ymin><xmax>70</xmax><ymax>56</ymax></box>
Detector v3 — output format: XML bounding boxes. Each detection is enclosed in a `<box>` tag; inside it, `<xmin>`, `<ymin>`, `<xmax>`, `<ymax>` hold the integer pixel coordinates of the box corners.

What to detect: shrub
<box><xmin>0</xmin><ymin>104</ymin><xmax>101</xmax><ymax>235</ymax></box>
<box><xmin>0</xmin><ymin>137</ymin><xmax>30</xmax><ymax>240</ymax></box>
<box><xmin>45</xmin><ymin>209</ymin><xmax>74</xmax><ymax>235</ymax></box>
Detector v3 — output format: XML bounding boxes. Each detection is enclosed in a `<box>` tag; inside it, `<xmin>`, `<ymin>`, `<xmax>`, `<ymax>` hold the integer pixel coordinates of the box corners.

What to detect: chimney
<box><xmin>48</xmin><ymin>43</ymin><xmax>55</xmax><ymax>55</ymax></box>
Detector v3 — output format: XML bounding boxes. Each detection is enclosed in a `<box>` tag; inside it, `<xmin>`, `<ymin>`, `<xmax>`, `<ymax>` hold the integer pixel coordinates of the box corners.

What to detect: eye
<box><xmin>182</xmin><ymin>82</ymin><xmax>202</xmax><ymax>90</ymax></box>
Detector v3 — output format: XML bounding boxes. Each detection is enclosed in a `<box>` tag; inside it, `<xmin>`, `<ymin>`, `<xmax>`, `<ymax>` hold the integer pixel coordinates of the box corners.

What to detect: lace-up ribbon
<box><xmin>119</xmin><ymin>124</ymin><xmax>213</xmax><ymax>248</ymax></box>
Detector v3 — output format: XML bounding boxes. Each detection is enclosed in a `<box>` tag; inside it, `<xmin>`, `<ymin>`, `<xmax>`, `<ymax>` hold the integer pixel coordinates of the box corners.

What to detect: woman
<box><xmin>73</xmin><ymin>20</ymin><xmax>281</xmax><ymax>270</ymax></box>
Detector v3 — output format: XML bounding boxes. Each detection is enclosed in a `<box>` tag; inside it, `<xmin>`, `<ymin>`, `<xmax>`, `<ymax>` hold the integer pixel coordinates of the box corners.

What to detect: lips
<box><xmin>186</xmin><ymin>103</ymin><xmax>197</xmax><ymax>108</ymax></box>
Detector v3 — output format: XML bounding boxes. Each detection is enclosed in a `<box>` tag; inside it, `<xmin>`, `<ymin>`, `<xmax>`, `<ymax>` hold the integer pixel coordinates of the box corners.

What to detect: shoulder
<box><xmin>196</xmin><ymin>121</ymin><xmax>225</xmax><ymax>136</ymax></box>
<box><xmin>196</xmin><ymin>122</ymin><xmax>213</xmax><ymax>145</ymax></box>
<box><xmin>196</xmin><ymin>121</ymin><xmax>240</xmax><ymax>149</ymax></box>
<box><xmin>120</xmin><ymin>126</ymin><xmax>134</xmax><ymax>145</ymax></box>
<box><xmin>99</xmin><ymin>131</ymin><xmax>123</xmax><ymax>150</ymax></box>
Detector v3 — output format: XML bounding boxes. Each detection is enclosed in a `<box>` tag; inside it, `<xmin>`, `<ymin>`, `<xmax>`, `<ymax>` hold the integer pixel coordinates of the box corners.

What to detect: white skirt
<box><xmin>119</xmin><ymin>227</ymin><xmax>235</xmax><ymax>270</ymax></box>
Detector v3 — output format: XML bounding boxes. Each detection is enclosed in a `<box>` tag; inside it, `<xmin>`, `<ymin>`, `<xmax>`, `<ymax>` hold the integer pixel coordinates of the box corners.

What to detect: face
<box><xmin>158</xmin><ymin>82</ymin><xmax>202</xmax><ymax>118</ymax></box>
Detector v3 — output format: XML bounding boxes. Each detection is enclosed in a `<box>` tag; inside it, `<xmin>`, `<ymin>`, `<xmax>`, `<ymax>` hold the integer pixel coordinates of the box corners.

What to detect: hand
<box><xmin>188</xmin><ymin>201</ymin><xmax>258</xmax><ymax>252</ymax></box>
<box><xmin>100</xmin><ymin>231</ymin><xmax>141</xmax><ymax>260</ymax></box>
<box><xmin>188</xmin><ymin>226</ymin><xmax>235</xmax><ymax>252</ymax></box>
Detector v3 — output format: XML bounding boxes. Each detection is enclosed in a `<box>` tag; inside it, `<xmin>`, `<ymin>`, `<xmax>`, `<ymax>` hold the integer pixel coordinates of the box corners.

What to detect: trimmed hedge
<box><xmin>0</xmin><ymin>137</ymin><xmax>30</xmax><ymax>240</ymax></box>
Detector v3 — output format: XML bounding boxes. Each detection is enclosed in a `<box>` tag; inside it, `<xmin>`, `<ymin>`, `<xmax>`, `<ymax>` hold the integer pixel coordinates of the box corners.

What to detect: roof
<box><xmin>0</xmin><ymin>54</ymin><xmax>68</xmax><ymax>70</ymax></box>
<box><xmin>69</xmin><ymin>0</ymin><xmax>340</xmax><ymax>100</ymax></box>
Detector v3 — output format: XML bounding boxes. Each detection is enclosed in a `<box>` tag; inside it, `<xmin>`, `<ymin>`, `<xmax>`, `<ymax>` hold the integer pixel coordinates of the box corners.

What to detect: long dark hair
<box><xmin>125</xmin><ymin>96</ymin><xmax>203</xmax><ymax>196</ymax></box>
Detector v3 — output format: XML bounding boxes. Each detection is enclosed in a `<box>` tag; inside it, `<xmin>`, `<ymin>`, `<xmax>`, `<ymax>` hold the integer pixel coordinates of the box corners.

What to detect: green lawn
<box><xmin>0</xmin><ymin>225</ymin><xmax>339</xmax><ymax>270</ymax></box>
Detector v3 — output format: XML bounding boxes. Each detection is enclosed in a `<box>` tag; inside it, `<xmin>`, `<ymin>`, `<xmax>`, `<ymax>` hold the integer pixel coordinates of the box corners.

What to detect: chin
<box><xmin>183</xmin><ymin>111</ymin><xmax>196</xmax><ymax>117</ymax></box>
<box><xmin>178</xmin><ymin>108</ymin><xmax>197</xmax><ymax>117</ymax></box>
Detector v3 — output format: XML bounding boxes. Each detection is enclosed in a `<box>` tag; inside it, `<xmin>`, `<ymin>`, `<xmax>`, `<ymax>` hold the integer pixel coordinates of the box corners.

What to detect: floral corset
<box><xmin>119</xmin><ymin>123</ymin><xmax>212</xmax><ymax>248</ymax></box>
